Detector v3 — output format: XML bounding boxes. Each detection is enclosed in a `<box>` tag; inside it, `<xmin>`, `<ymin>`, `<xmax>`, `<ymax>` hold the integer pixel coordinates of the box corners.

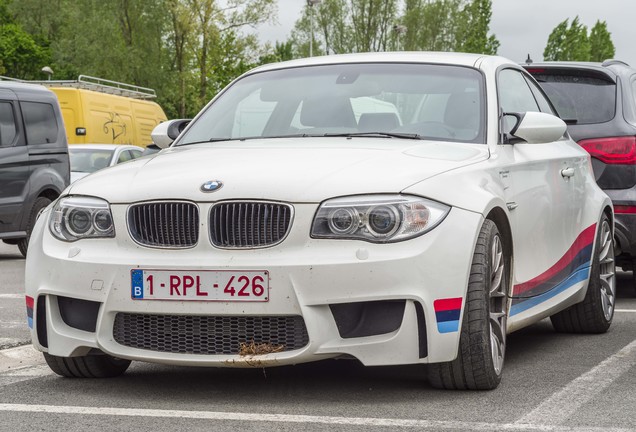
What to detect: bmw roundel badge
<box><xmin>201</xmin><ymin>180</ymin><xmax>223</xmax><ymax>192</ymax></box>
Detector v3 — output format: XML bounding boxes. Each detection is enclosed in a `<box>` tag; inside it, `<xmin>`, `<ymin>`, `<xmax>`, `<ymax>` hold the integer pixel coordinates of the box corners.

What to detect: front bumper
<box><xmin>25</xmin><ymin>203</ymin><xmax>482</xmax><ymax>367</ymax></box>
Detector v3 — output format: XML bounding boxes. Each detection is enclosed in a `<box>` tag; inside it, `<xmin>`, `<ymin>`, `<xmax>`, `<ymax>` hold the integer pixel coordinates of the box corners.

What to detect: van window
<box><xmin>21</xmin><ymin>102</ymin><xmax>58</xmax><ymax>145</ymax></box>
<box><xmin>0</xmin><ymin>102</ymin><xmax>17</xmax><ymax>147</ymax></box>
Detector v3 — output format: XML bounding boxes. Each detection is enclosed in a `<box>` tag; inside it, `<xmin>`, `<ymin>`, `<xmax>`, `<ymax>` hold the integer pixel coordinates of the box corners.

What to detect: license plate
<box><xmin>131</xmin><ymin>269</ymin><xmax>269</xmax><ymax>302</ymax></box>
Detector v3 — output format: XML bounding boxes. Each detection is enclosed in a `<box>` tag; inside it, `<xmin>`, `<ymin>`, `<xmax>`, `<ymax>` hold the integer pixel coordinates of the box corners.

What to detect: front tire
<box><xmin>18</xmin><ymin>196</ymin><xmax>51</xmax><ymax>257</ymax></box>
<box><xmin>44</xmin><ymin>352</ymin><xmax>131</xmax><ymax>378</ymax></box>
<box><xmin>427</xmin><ymin>219</ymin><xmax>509</xmax><ymax>390</ymax></box>
<box><xmin>550</xmin><ymin>213</ymin><xmax>615</xmax><ymax>333</ymax></box>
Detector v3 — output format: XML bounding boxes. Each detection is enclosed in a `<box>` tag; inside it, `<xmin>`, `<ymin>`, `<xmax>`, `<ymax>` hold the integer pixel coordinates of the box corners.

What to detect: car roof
<box><xmin>522</xmin><ymin>60</ymin><xmax>635</xmax><ymax>80</ymax></box>
<box><xmin>68</xmin><ymin>144</ymin><xmax>144</xmax><ymax>151</ymax></box>
<box><xmin>251</xmin><ymin>51</ymin><xmax>512</xmax><ymax>73</ymax></box>
<box><xmin>0</xmin><ymin>81</ymin><xmax>57</xmax><ymax>99</ymax></box>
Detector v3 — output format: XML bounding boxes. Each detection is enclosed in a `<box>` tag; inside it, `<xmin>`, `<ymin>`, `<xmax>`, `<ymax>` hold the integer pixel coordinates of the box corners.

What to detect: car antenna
<box><xmin>525</xmin><ymin>54</ymin><xmax>533</xmax><ymax>65</ymax></box>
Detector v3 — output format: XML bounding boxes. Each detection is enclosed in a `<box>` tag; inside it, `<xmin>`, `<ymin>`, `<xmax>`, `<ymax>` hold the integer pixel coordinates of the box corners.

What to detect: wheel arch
<box><xmin>485</xmin><ymin>206</ymin><xmax>514</xmax><ymax>300</ymax></box>
<box><xmin>19</xmin><ymin>187</ymin><xmax>61</xmax><ymax>232</ymax></box>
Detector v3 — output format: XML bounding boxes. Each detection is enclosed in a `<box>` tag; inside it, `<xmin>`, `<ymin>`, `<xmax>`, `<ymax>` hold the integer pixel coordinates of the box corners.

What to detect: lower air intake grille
<box><xmin>113</xmin><ymin>313</ymin><xmax>309</xmax><ymax>355</ymax></box>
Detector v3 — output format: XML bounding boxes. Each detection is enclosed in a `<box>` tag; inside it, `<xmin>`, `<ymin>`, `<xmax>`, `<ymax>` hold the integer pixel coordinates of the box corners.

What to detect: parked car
<box><xmin>524</xmin><ymin>60</ymin><xmax>636</xmax><ymax>280</ymax></box>
<box><xmin>0</xmin><ymin>81</ymin><xmax>69</xmax><ymax>257</ymax></box>
<box><xmin>69</xmin><ymin>144</ymin><xmax>144</xmax><ymax>183</ymax></box>
<box><xmin>26</xmin><ymin>52</ymin><xmax>614</xmax><ymax>390</ymax></box>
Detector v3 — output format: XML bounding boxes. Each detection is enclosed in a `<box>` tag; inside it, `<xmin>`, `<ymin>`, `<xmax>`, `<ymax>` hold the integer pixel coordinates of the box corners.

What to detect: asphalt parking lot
<box><xmin>1</xmin><ymin>242</ymin><xmax>635</xmax><ymax>431</ymax></box>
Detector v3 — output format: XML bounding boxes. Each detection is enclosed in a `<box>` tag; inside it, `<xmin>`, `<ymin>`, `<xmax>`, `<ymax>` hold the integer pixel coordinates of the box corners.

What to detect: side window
<box><xmin>21</xmin><ymin>102</ymin><xmax>58</xmax><ymax>145</ymax></box>
<box><xmin>130</xmin><ymin>149</ymin><xmax>143</xmax><ymax>159</ymax></box>
<box><xmin>117</xmin><ymin>150</ymin><xmax>133</xmax><ymax>164</ymax></box>
<box><xmin>0</xmin><ymin>102</ymin><xmax>17</xmax><ymax>147</ymax></box>
<box><xmin>498</xmin><ymin>69</ymin><xmax>541</xmax><ymax>135</ymax></box>
<box><xmin>524</xmin><ymin>75</ymin><xmax>555</xmax><ymax>115</ymax></box>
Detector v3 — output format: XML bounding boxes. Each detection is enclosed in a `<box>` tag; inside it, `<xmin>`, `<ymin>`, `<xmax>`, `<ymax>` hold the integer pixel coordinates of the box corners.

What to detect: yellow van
<box><xmin>44</xmin><ymin>76</ymin><xmax>167</xmax><ymax>147</ymax></box>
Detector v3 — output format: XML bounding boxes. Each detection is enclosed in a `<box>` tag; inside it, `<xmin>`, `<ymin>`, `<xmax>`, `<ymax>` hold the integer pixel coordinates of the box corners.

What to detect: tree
<box><xmin>291</xmin><ymin>0</ymin><xmax>398</xmax><ymax>56</ymax></box>
<box><xmin>589</xmin><ymin>20</ymin><xmax>615</xmax><ymax>62</ymax></box>
<box><xmin>186</xmin><ymin>0</ymin><xmax>276</xmax><ymax>108</ymax></box>
<box><xmin>259</xmin><ymin>40</ymin><xmax>294</xmax><ymax>64</ymax></box>
<box><xmin>543</xmin><ymin>16</ymin><xmax>594</xmax><ymax>61</ymax></box>
<box><xmin>349</xmin><ymin>0</ymin><xmax>399</xmax><ymax>52</ymax></box>
<box><xmin>456</xmin><ymin>0</ymin><xmax>499</xmax><ymax>55</ymax></box>
<box><xmin>291</xmin><ymin>0</ymin><xmax>498</xmax><ymax>56</ymax></box>
<box><xmin>0</xmin><ymin>23</ymin><xmax>49</xmax><ymax>78</ymax></box>
<box><xmin>402</xmin><ymin>0</ymin><xmax>463</xmax><ymax>52</ymax></box>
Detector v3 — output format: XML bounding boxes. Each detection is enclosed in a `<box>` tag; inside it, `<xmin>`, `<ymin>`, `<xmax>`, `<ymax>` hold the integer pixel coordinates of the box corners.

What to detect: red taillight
<box><xmin>578</xmin><ymin>136</ymin><xmax>636</xmax><ymax>164</ymax></box>
<box><xmin>614</xmin><ymin>205</ymin><xmax>636</xmax><ymax>214</ymax></box>
<box><xmin>525</xmin><ymin>68</ymin><xmax>545</xmax><ymax>74</ymax></box>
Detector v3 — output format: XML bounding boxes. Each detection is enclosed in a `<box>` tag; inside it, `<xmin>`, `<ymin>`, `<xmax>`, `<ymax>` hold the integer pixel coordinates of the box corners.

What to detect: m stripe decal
<box><xmin>25</xmin><ymin>295</ymin><xmax>34</xmax><ymax>329</ymax></box>
<box><xmin>513</xmin><ymin>224</ymin><xmax>596</xmax><ymax>298</ymax></box>
<box><xmin>434</xmin><ymin>298</ymin><xmax>462</xmax><ymax>333</ymax></box>
<box><xmin>510</xmin><ymin>264</ymin><xmax>590</xmax><ymax>316</ymax></box>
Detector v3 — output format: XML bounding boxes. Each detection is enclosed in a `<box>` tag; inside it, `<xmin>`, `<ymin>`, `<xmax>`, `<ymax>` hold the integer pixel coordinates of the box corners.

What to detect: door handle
<box><xmin>561</xmin><ymin>167</ymin><xmax>575</xmax><ymax>178</ymax></box>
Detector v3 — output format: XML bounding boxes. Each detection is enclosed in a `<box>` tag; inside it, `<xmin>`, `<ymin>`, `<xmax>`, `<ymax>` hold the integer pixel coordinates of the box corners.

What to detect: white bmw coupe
<box><xmin>25</xmin><ymin>52</ymin><xmax>615</xmax><ymax>390</ymax></box>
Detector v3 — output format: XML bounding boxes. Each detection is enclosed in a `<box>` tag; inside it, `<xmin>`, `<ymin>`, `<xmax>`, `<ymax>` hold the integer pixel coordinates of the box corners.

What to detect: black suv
<box><xmin>524</xmin><ymin>60</ymin><xmax>636</xmax><ymax>277</ymax></box>
<box><xmin>0</xmin><ymin>81</ymin><xmax>69</xmax><ymax>256</ymax></box>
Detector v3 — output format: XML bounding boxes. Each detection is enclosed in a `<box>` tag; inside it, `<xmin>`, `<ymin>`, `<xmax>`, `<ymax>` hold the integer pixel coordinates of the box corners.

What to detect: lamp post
<box><xmin>41</xmin><ymin>66</ymin><xmax>54</xmax><ymax>81</ymax></box>
<box><xmin>307</xmin><ymin>0</ymin><xmax>322</xmax><ymax>57</ymax></box>
<box><xmin>392</xmin><ymin>25</ymin><xmax>406</xmax><ymax>51</ymax></box>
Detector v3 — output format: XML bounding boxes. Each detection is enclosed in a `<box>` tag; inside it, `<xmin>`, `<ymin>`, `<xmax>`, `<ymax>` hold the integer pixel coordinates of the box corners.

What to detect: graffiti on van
<box><xmin>103</xmin><ymin>113</ymin><xmax>127</xmax><ymax>142</ymax></box>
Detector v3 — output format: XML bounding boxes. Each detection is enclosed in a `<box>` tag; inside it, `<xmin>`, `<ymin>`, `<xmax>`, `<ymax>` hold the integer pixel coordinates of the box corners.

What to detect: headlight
<box><xmin>311</xmin><ymin>195</ymin><xmax>450</xmax><ymax>243</ymax></box>
<box><xmin>49</xmin><ymin>196</ymin><xmax>115</xmax><ymax>241</ymax></box>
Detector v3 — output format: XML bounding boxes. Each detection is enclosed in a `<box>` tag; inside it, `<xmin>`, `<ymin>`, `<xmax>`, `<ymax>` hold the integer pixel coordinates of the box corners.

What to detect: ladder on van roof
<box><xmin>0</xmin><ymin>75</ymin><xmax>157</xmax><ymax>100</ymax></box>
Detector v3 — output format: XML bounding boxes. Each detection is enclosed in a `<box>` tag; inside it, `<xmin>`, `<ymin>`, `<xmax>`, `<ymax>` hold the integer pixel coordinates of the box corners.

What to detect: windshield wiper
<box><xmin>177</xmin><ymin>138</ymin><xmax>242</xmax><ymax>146</ymax></box>
<box><xmin>323</xmin><ymin>132</ymin><xmax>423</xmax><ymax>140</ymax></box>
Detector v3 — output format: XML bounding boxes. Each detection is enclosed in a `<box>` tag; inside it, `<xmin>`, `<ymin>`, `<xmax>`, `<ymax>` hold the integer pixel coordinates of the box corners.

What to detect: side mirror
<box><xmin>150</xmin><ymin>119</ymin><xmax>192</xmax><ymax>149</ymax></box>
<box><xmin>507</xmin><ymin>112</ymin><xmax>567</xmax><ymax>144</ymax></box>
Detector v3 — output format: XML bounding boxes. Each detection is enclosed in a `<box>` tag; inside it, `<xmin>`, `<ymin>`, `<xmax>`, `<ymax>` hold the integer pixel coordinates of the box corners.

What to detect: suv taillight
<box><xmin>578</xmin><ymin>136</ymin><xmax>636</xmax><ymax>164</ymax></box>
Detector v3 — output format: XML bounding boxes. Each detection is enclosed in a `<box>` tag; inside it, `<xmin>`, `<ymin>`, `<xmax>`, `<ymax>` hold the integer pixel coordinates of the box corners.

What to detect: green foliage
<box><xmin>403</xmin><ymin>0</ymin><xmax>463</xmax><ymax>51</ymax></box>
<box><xmin>291</xmin><ymin>0</ymin><xmax>398</xmax><ymax>55</ymax></box>
<box><xmin>589</xmin><ymin>20</ymin><xmax>615</xmax><ymax>62</ymax></box>
<box><xmin>543</xmin><ymin>19</ymin><xmax>568</xmax><ymax>61</ymax></box>
<box><xmin>292</xmin><ymin>0</ymin><xmax>498</xmax><ymax>56</ymax></box>
<box><xmin>1</xmin><ymin>0</ymin><xmax>276</xmax><ymax>118</ymax></box>
<box><xmin>259</xmin><ymin>40</ymin><xmax>294</xmax><ymax>64</ymax></box>
<box><xmin>543</xmin><ymin>16</ymin><xmax>614</xmax><ymax>62</ymax></box>
<box><xmin>456</xmin><ymin>0</ymin><xmax>499</xmax><ymax>55</ymax></box>
<box><xmin>0</xmin><ymin>23</ymin><xmax>50</xmax><ymax>78</ymax></box>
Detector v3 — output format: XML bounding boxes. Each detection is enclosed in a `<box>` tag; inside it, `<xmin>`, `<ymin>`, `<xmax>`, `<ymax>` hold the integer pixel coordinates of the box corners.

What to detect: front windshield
<box><xmin>178</xmin><ymin>63</ymin><xmax>485</xmax><ymax>145</ymax></box>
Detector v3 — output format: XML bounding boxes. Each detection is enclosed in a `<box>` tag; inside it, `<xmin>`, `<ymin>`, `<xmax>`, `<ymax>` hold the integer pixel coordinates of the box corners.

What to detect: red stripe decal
<box><xmin>434</xmin><ymin>297</ymin><xmax>462</xmax><ymax>312</ymax></box>
<box><xmin>25</xmin><ymin>295</ymin><xmax>34</xmax><ymax>309</ymax></box>
<box><xmin>513</xmin><ymin>224</ymin><xmax>596</xmax><ymax>296</ymax></box>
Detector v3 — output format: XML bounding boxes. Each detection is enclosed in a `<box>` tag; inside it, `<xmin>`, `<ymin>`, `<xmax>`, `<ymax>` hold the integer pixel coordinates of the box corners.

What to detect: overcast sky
<box><xmin>254</xmin><ymin>0</ymin><xmax>636</xmax><ymax>66</ymax></box>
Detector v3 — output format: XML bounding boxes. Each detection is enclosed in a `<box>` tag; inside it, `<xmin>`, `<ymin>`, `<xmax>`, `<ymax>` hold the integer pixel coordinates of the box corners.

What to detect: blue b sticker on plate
<box><xmin>131</xmin><ymin>269</ymin><xmax>144</xmax><ymax>299</ymax></box>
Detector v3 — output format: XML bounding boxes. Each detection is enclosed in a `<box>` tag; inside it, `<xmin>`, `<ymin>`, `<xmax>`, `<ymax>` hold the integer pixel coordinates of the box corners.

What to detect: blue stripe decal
<box><xmin>510</xmin><ymin>263</ymin><xmax>590</xmax><ymax>316</ymax></box>
<box><xmin>437</xmin><ymin>320</ymin><xmax>460</xmax><ymax>333</ymax></box>
<box><xmin>435</xmin><ymin>309</ymin><xmax>461</xmax><ymax>323</ymax></box>
<box><xmin>27</xmin><ymin>316</ymin><xmax>33</xmax><ymax>329</ymax></box>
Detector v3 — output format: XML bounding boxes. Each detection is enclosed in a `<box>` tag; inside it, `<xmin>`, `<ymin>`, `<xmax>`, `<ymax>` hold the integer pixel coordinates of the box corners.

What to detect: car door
<box><xmin>0</xmin><ymin>92</ymin><xmax>29</xmax><ymax>235</ymax></box>
<box><xmin>495</xmin><ymin>68</ymin><xmax>586</xmax><ymax>314</ymax></box>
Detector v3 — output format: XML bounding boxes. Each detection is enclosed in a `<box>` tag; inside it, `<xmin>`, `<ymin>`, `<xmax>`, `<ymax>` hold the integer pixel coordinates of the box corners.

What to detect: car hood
<box><xmin>70</xmin><ymin>171</ymin><xmax>89</xmax><ymax>184</ymax></box>
<box><xmin>67</xmin><ymin>138</ymin><xmax>489</xmax><ymax>203</ymax></box>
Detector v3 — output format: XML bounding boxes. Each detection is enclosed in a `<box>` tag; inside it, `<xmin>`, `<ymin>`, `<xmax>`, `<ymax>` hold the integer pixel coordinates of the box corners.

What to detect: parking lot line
<box><xmin>615</xmin><ymin>309</ymin><xmax>636</xmax><ymax>313</ymax></box>
<box><xmin>515</xmin><ymin>339</ymin><xmax>636</xmax><ymax>426</ymax></box>
<box><xmin>0</xmin><ymin>403</ymin><xmax>632</xmax><ymax>431</ymax></box>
